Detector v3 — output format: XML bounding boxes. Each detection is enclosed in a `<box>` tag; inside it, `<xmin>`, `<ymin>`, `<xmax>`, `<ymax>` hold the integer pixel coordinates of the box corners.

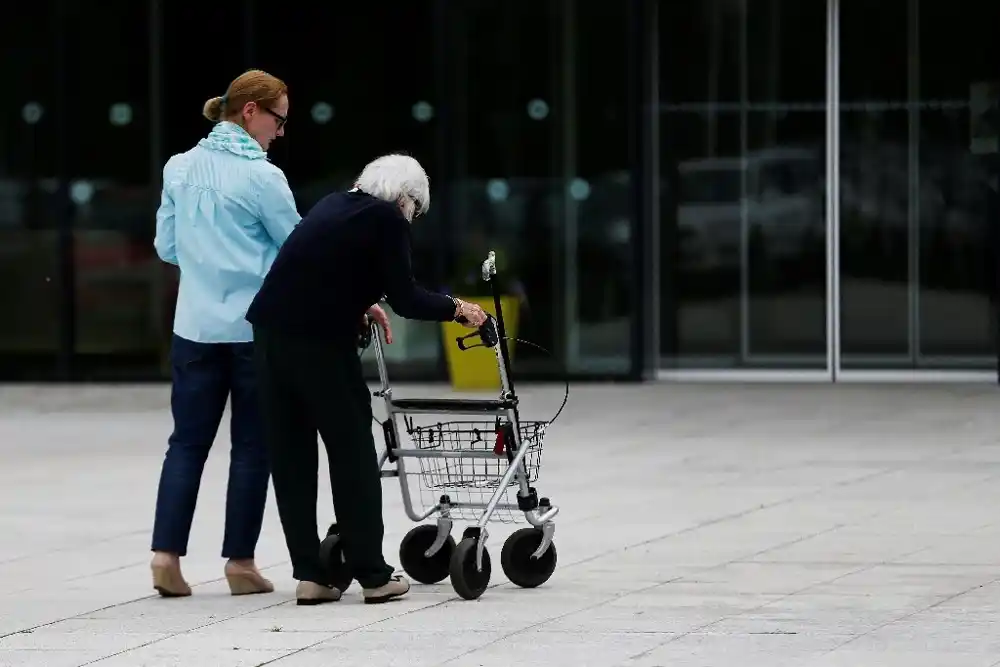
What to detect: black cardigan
<box><xmin>245</xmin><ymin>190</ymin><xmax>456</xmax><ymax>340</ymax></box>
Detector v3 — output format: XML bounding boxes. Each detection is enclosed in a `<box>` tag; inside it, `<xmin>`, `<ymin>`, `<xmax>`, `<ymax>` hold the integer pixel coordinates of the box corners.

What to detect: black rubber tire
<box><xmin>449</xmin><ymin>537</ymin><xmax>491</xmax><ymax>600</ymax></box>
<box><xmin>500</xmin><ymin>528</ymin><xmax>557</xmax><ymax>589</ymax></box>
<box><xmin>399</xmin><ymin>524</ymin><xmax>457</xmax><ymax>585</ymax></box>
<box><xmin>318</xmin><ymin>528</ymin><xmax>353</xmax><ymax>592</ymax></box>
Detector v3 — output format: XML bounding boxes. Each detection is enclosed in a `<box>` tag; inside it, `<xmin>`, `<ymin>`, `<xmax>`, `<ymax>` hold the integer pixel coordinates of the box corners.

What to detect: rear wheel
<box><xmin>399</xmin><ymin>524</ymin><xmax>456</xmax><ymax>585</ymax></box>
<box><xmin>319</xmin><ymin>523</ymin><xmax>353</xmax><ymax>592</ymax></box>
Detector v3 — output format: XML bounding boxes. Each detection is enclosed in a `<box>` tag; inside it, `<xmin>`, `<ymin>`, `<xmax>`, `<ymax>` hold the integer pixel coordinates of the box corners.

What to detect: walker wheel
<box><xmin>449</xmin><ymin>537</ymin><xmax>491</xmax><ymax>600</ymax></box>
<box><xmin>319</xmin><ymin>523</ymin><xmax>353</xmax><ymax>592</ymax></box>
<box><xmin>500</xmin><ymin>528</ymin><xmax>557</xmax><ymax>589</ymax></box>
<box><xmin>399</xmin><ymin>525</ymin><xmax>456</xmax><ymax>585</ymax></box>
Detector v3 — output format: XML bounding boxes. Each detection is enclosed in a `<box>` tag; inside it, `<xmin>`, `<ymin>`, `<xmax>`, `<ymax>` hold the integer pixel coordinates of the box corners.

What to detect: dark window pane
<box><xmin>839</xmin><ymin>0</ymin><xmax>910</xmax><ymax>363</ymax></box>
<box><xmin>448</xmin><ymin>1</ymin><xmax>565</xmax><ymax>376</ymax></box>
<box><xmin>66</xmin><ymin>0</ymin><xmax>161</xmax><ymax>378</ymax></box>
<box><xmin>0</xmin><ymin>0</ymin><xmax>63</xmax><ymax>378</ymax></box>
<box><xmin>840</xmin><ymin>0</ymin><xmax>1000</xmax><ymax>368</ymax></box>
<box><xmin>254</xmin><ymin>1</ymin><xmax>444</xmax><ymax>375</ymax></box>
<box><xmin>916</xmin><ymin>0</ymin><xmax>999</xmax><ymax>363</ymax></box>
<box><xmin>571</xmin><ymin>2</ymin><xmax>633</xmax><ymax>372</ymax></box>
<box><xmin>659</xmin><ymin>0</ymin><xmax>827</xmax><ymax>369</ymax></box>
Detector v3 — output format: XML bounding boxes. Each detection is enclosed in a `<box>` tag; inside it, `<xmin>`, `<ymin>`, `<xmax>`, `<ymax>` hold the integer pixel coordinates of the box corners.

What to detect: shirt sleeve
<box><xmin>255</xmin><ymin>164</ymin><xmax>301</xmax><ymax>247</ymax></box>
<box><xmin>153</xmin><ymin>184</ymin><xmax>178</xmax><ymax>265</ymax></box>
<box><xmin>382</xmin><ymin>212</ymin><xmax>457</xmax><ymax>321</ymax></box>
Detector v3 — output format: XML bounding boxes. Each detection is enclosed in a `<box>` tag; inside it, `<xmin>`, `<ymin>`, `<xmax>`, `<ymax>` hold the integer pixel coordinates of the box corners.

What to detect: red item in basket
<box><xmin>493</xmin><ymin>428</ymin><xmax>506</xmax><ymax>456</ymax></box>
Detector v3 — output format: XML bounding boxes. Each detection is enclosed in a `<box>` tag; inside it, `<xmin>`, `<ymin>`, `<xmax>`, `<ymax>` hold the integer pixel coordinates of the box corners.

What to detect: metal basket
<box><xmin>405</xmin><ymin>419</ymin><xmax>546</xmax><ymax>491</ymax></box>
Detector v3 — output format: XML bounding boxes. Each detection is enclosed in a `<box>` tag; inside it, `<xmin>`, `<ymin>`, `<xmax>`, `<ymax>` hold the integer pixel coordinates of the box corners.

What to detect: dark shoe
<box><xmin>296</xmin><ymin>581</ymin><xmax>341</xmax><ymax>606</ymax></box>
<box><xmin>363</xmin><ymin>575</ymin><xmax>410</xmax><ymax>604</ymax></box>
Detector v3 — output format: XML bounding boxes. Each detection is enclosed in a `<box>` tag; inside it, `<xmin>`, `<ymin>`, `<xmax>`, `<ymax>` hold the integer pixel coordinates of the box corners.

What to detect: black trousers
<box><xmin>253</xmin><ymin>324</ymin><xmax>394</xmax><ymax>589</ymax></box>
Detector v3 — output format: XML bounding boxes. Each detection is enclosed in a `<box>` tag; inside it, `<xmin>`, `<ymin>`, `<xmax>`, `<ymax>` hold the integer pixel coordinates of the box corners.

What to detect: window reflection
<box><xmin>840</xmin><ymin>0</ymin><xmax>1000</xmax><ymax>367</ymax></box>
<box><xmin>659</xmin><ymin>0</ymin><xmax>828</xmax><ymax>368</ymax></box>
<box><xmin>2</xmin><ymin>0</ymin><xmax>639</xmax><ymax>380</ymax></box>
<box><xmin>0</xmin><ymin>1</ymin><xmax>62</xmax><ymax>378</ymax></box>
<box><xmin>572</xmin><ymin>4</ymin><xmax>634</xmax><ymax>372</ymax></box>
<box><xmin>450</xmin><ymin>1</ymin><xmax>636</xmax><ymax>376</ymax></box>
<box><xmin>252</xmin><ymin>1</ymin><xmax>443</xmax><ymax>376</ymax></box>
<box><xmin>447</xmin><ymin>2</ymin><xmax>560</xmax><ymax>375</ymax></box>
<box><xmin>64</xmin><ymin>0</ymin><xmax>160</xmax><ymax>377</ymax></box>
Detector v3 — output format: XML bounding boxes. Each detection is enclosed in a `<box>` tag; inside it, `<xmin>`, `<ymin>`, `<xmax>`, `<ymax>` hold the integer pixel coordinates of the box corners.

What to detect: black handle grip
<box><xmin>455</xmin><ymin>314</ymin><xmax>498</xmax><ymax>351</ymax></box>
<box><xmin>479</xmin><ymin>315</ymin><xmax>499</xmax><ymax>347</ymax></box>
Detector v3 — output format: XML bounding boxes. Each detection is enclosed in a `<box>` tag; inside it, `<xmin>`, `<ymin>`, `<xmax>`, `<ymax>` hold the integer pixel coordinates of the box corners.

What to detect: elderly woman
<box><xmin>245</xmin><ymin>154</ymin><xmax>487</xmax><ymax>605</ymax></box>
<box><xmin>150</xmin><ymin>69</ymin><xmax>299</xmax><ymax>597</ymax></box>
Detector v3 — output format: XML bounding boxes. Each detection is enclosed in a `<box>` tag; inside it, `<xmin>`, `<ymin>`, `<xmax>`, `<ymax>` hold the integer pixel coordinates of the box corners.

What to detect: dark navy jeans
<box><xmin>151</xmin><ymin>334</ymin><xmax>268</xmax><ymax>559</ymax></box>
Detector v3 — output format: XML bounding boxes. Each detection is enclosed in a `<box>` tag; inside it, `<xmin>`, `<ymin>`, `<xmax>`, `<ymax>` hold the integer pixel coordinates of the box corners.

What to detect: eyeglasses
<box><xmin>262</xmin><ymin>106</ymin><xmax>286</xmax><ymax>130</ymax></box>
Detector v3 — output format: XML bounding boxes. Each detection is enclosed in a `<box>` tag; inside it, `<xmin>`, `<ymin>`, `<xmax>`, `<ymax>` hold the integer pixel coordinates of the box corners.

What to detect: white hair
<box><xmin>354</xmin><ymin>154</ymin><xmax>430</xmax><ymax>219</ymax></box>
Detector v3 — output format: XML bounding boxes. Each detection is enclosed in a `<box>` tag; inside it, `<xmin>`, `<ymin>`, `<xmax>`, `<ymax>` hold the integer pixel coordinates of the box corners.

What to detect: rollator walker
<box><xmin>319</xmin><ymin>251</ymin><xmax>560</xmax><ymax>600</ymax></box>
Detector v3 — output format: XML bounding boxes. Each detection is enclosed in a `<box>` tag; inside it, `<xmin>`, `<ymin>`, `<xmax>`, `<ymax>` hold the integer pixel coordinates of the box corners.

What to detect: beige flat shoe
<box><xmin>224</xmin><ymin>563</ymin><xmax>274</xmax><ymax>596</ymax></box>
<box><xmin>362</xmin><ymin>575</ymin><xmax>410</xmax><ymax>605</ymax></box>
<box><xmin>151</xmin><ymin>557</ymin><xmax>192</xmax><ymax>598</ymax></box>
<box><xmin>296</xmin><ymin>581</ymin><xmax>341</xmax><ymax>606</ymax></box>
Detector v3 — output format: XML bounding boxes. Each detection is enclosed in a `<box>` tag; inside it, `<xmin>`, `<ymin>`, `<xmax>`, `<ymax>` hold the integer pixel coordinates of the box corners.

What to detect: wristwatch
<box><xmin>450</xmin><ymin>296</ymin><xmax>462</xmax><ymax>320</ymax></box>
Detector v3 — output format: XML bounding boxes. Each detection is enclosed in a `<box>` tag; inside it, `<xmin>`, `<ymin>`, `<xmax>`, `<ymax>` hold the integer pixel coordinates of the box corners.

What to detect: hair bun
<box><xmin>202</xmin><ymin>96</ymin><xmax>225</xmax><ymax>122</ymax></box>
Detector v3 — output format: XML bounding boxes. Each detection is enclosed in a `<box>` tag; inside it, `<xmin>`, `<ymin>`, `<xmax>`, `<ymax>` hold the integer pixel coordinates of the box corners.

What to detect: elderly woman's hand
<box><xmin>454</xmin><ymin>299</ymin><xmax>488</xmax><ymax>328</ymax></box>
<box><xmin>366</xmin><ymin>304</ymin><xmax>394</xmax><ymax>343</ymax></box>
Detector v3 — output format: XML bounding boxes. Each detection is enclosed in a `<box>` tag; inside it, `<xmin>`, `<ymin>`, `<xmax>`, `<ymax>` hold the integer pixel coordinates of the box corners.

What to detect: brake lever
<box><xmin>456</xmin><ymin>331</ymin><xmax>483</xmax><ymax>351</ymax></box>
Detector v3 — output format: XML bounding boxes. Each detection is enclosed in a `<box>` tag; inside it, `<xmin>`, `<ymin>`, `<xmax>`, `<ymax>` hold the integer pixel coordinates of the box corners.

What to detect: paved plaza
<box><xmin>2</xmin><ymin>381</ymin><xmax>1000</xmax><ymax>666</ymax></box>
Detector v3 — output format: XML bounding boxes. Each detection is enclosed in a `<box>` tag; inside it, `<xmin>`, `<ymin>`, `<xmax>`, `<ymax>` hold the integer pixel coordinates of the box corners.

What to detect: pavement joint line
<box><xmin>75</xmin><ymin>597</ymin><xmax>301</xmax><ymax>667</ymax></box>
<box><xmin>0</xmin><ymin>451</ymin><xmax>932</xmax><ymax>643</ymax></box>
<box><xmin>0</xmin><ymin>563</ymin><xmax>291</xmax><ymax>641</ymax></box>
<box><xmin>614</xmin><ymin>542</ymin><xmax>941</xmax><ymax>666</ymax></box>
<box><xmin>35</xmin><ymin>517</ymin><xmax>849</xmax><ymax>664</ymax></box>
<box><xmin>4</xmin><ymin>389</ymin><xmax>1000</xmax><ymax>664</ymax></box>
<box><xmin>3</xmin><ymin>561</ymin><xmax>149</xmax><ymax>598</ymax></box>
<box><xmin>0</xmin><ymin>530</ymin><xmax>152</xmax><ymax>567</ymax></box>
<box><xmin>252</xmin><ymin>596</ymin><xmax>481</xmax><ymax>667</ymax></box>
<box><xmin>811</xmin><ymin>573</ymin><xmax>1000</xmax><ymax>660</ymax></box>
<box><xmin>611</xmin><ymin>457</ymin><xmax>1000</xmax><ymax>665</ymax></box>
<box><xmin>427</xmin><ymin>523</ymin><xmax>862</xmax><ymax>667</ymax></box>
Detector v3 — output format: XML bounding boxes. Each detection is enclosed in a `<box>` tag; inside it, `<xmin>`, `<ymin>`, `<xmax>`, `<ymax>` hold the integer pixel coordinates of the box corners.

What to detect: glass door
<box><xmin>0</xmin><ymin>0</ymin><xmax>65</xmax><ymax>379</ymax></box>
<box><xmin>838</xmin><ymin>0</ymin><xmax>1000</xmax><ymax>374</ymax></box>
<box><xmin>658</xmin><ymin>0</ymin><xmax>830</xmax><ymax>375</ymax></box>
<box><xmin>67</xmin><ymin>0</ymin><xmax>161</xmax><ymax>379</ymax></box>
<box><xmin>914</xmin><ymin>0</ymin><xmax>999</xmax><ymax>368</ymax></box>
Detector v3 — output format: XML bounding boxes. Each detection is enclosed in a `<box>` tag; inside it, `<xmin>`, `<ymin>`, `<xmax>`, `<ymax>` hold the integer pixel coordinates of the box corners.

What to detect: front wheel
<box><xmin>449</xmin><ymin>537</ymin><xmax>491</xmax><ymax>600</ymax></box>
<box><xmin>500</xmin><ymin>527</ymin><xmax>557</xmax><ymax>589</ymax></box>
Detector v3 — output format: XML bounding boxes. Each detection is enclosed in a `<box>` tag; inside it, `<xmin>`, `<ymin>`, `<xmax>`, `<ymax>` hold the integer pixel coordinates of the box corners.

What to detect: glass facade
<box><xmin>658</xmin><ymin>0</ymin><xmax>828</xmax><ymax>369</ymax></box>
<box><xmin>1</xmin><ymin>0</ymin><xmax>997</xmax><ymax>382</ymax></box>
<box><xmin>838</xmin><ymin>0</ymin><xmax>998</xmax><ymax>370</ymax></box>
<box><xmin>657</xmin><ymin>0</ymin><xmax>1000</xmax><ymax>377</ymax></box>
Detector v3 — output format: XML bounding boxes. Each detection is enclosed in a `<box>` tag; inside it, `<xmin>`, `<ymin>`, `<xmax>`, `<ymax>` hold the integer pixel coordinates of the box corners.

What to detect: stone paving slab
<box><xmin>2</xmin><ymin>382</ymin><xmax>1000</xmax><ymax>666</ymax></box>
